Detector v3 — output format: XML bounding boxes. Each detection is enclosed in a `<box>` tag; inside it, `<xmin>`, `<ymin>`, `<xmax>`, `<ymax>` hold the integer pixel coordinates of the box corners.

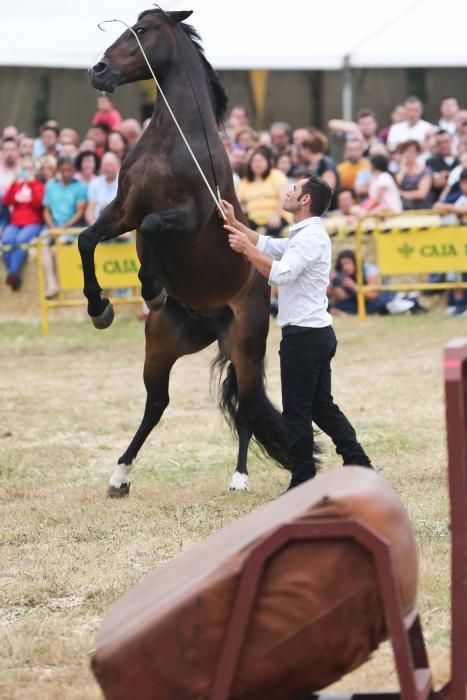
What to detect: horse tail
<box><xmin>211</xmin><ymin>353</ymin><xmax>292</xmax><ymax>471</ymax></box>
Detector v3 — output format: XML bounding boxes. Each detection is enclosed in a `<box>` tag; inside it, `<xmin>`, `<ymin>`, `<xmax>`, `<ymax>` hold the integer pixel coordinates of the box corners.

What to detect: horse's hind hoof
<box><xmin>228</xmin><ymin>471</ymin><xmax>249</xmax><ymax>493</ymax></box>
<box><xmin>107</xmin><ymin>482</ymin><xmax>130</xmax><ymax>498</ymax></box>
<box><xmin>146</xmin><ymin>288</ymin><xmax>168</xmax><ymax>311</ymax></box>
<box><xmin>91</xmin><ymin>302</ymin><xmax>115</xmax><ymax>330</ymax></box>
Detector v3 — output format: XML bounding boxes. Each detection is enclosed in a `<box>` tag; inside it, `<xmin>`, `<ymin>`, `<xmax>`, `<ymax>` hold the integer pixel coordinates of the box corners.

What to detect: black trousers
<box><xmin>280</xmin><ymin>325</ymin><xmax>372</xmax><ymax>484</ymax></box>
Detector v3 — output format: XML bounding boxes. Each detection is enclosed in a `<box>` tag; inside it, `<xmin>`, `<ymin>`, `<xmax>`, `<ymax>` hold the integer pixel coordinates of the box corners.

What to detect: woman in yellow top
<box><xmin>237</xmin><ymin>148</ymin><xmax>290</xmax><ymax>237</ymax></box>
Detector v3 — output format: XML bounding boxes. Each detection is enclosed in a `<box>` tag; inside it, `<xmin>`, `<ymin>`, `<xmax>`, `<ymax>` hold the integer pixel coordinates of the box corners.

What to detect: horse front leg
<box><xmin>77</xmin><ymin>214</ymin><xmax>129</xmax><ymax>329</ymax></box>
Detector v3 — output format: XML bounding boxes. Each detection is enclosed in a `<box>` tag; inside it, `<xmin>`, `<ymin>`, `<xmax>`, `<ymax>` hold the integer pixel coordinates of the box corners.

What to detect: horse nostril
<box><xmin>93</xmin><ymin>61</ymin><xmax>108</xmax><ymax>75</ymax></box>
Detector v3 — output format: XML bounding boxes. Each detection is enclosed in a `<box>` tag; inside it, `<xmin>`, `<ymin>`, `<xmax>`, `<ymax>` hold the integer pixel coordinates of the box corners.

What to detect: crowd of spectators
<box><xmin>1</xmin><ymin>92</ymin><xmax>467</xmax><ymax>315</ymax></box>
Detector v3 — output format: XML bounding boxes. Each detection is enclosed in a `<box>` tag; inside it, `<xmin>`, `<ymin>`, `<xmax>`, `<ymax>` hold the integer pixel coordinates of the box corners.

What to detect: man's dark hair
<box><xmin>356</xmin><ymin>108</ymin><xmax>376</xmax><ymax>121</ymax></box>
<box><xmin>94</xmin><ymin>122</ymin><xmax>112</xmax><ymax>135</ymax></box>
<box><xmin>460</xmin><ymin>168</ymin><xmax>467</xmax><ymax>182</ymax></box>
<box><xmin>301</xmin><ymin>174</ymin><xmax>332</xmax><ymax>216</ymax></box>
<box><xmin>370</xmin><ymin>154</ymin><xmax>389</xmax><ymax>173</ymax></box>
<box><xmin>57</xmin><ymin>156</ymin><xmax>75</xmax><ymax>169</ymax></box>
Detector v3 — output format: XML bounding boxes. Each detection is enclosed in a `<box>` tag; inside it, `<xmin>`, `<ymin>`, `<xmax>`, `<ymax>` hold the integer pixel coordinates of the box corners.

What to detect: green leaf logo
<box><xmin>397</xmin><ymin>242</ymin><xmax>415</xmax><ymax>259</ymax></box>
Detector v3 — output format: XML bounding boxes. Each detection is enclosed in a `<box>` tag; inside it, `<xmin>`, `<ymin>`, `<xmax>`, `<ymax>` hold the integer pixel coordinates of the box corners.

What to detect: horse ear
<box><xmin>168</xmin><ymin>10</ymin><xmax>193</xmax><ymax>23</ymax></box>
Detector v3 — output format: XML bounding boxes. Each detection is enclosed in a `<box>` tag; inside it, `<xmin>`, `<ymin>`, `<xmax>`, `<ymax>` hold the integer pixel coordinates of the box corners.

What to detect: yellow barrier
<box><xmin>354</xmin><ymin>211</ymin><xmax>467</xmax><ymax>320</ymax></box>
<box><xmin>37</xmin><ymin>229</ymin><xmax>141</xmax><ymax>335</ymax></box>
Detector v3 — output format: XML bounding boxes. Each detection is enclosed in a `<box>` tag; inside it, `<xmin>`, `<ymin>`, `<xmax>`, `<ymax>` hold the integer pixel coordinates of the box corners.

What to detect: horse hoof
<box><xmin>91</xmin><ymin>302</ymin><xmax>115</xmax><ymax>330</ymax></box>
<box><xmin>146</xmin><ymin>288</ymin><xmax>168</xmax><ymax>311</ymax></box>
<box><xmin>228</xmin><ymin>471</ymin><xmax>249</xmax><ymax>493</ymax></box>
<box><xmin>107</xmin><ymin>482</ymin><xmax>130</xmax><ymax>498</ymax></box>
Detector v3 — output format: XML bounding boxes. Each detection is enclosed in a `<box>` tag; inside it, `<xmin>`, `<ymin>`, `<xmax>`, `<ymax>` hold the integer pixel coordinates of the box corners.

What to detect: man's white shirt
<box><xmin>256</xmin><ymin>216</ymin><xmax>332</xmax><ymax>328</ymax></box>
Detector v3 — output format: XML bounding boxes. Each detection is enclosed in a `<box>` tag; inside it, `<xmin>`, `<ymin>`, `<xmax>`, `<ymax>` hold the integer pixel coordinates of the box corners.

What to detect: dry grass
<box><xmin>0</xmin><ymin>311</ymin><xmax>459</xmax><ymax>699</ymax></box>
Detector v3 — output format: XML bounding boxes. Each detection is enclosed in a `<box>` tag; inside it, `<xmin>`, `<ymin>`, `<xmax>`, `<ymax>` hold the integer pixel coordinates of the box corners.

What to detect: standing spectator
<box><xmin>337</xmin><ymin>140</ymin><xmax>369</xmax><ymax>190</ymax></box>
<box><xmin>107</xmin><ymin>131</ymin><xmax>128</xmax><ymax>161</ymax></box>
<box><xmin>438</xmin><ymin>97</ymin><xmax>459</xmax><ymax>135</ymax></box>
<box><xmin>2</xmin><ymin>157</ymin><xmax>45</xmax><ymax>291</ymax></box>
<box><xmin>0</xmin><ymin>138</ymin><xmax>20</xmax><ymax>231</ymax></box>
<box><xmin>379</xmin><ymin>104</ymin><xmax>406</xmax><ymax>144</ymax></box>
<box><xmin>85</xmin><ymin>153</ymin><xmax>120</xmax><ymax>224</ymax></box>
<box><xmin>225</xmin><ymin>105</ymin><xmax>250</xmax><ymax>138</ymax></box>
<box><xmin>237</xmin><ymin>148</ymin><xmax>289</xmax><ymax>236</ymax></box>
<box><xmin>328</xmin><ymin>109</ymin><xmax>380</xmax><ymax>156</ymax></box>
<box><xmin>2</xmin><ymin>125</ymin><xmax>19</xmax><ymax>142</ymax></box>
<box><xmin>234</xmin><ymin>127</ymin><xmax>259</xmax><ymax>152</ymax></box>
<box><xmin>92</xmin><ymin>95</ymin><xmax>122</xmax><ymax>130</ymax></box>
<box><xmin>275</xmin><ymin>152</ymin><xmax>295</xmax><ymax>185</ymax></box>
<box><xmin>33</xmin><ymin>124</ymin><xmax>59</xmax><ymax>161</ymax></box>
<box><xmin>426</xmin><ymin>130</ymin><xmax>458</xmax><ymax>203</ymax></box>
<box><xmin>41</xmin><ymin>156</ymin><xmax>87</xmax><ymax>298</ymax></box>
<box><xmin>75</xmin><ymin>151</ymin><xmax>100</xmax><ymax>186</ymax></box>
<box><xmin>387</xmin><ymin>96</ymin><xmax>433</xmax><ymax>151</ymax></box>
<box><xmin>395</xmin><ymin>140</ymin><xmax>432</xmax><ymax>210</ymax></box>
<box><xmin>299</xmin><ymin>132</ymin><xmax>339</xmax><ymax>206</ymax></box>
<box><xmin>118</xmin><ymin>119</ymin><xmax>142</xmax><ymax>147</ymax></box>
<box><xmin>269</xmin><ymin>121</ymin><xmax>292</xmax><ymax>159</ymax></box>
<box><xmin>360</xmin><ymin>154</ymin><xmax>402</xmax><ymax>213</ymax></box>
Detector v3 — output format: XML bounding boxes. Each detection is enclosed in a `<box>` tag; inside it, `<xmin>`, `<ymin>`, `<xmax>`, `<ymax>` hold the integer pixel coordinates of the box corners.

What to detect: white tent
<box><xmin>1</xmin><ymin>0</ymin><xmax>466</xmax><ymax>71</ymax></box>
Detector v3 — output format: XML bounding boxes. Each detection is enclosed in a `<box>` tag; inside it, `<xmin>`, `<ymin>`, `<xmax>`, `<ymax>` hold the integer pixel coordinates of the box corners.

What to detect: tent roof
<box><xmin>1</xmin><ymin>0</ymin><xmax>466</xmax><ymax>70</ymax></box>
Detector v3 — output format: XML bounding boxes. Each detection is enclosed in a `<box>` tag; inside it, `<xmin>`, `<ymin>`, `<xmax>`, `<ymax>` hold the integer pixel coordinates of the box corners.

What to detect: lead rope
<box><xmin>98</xmin><ymin>18</ymin><xmax>226</xmax><ymax>220</ymax></box>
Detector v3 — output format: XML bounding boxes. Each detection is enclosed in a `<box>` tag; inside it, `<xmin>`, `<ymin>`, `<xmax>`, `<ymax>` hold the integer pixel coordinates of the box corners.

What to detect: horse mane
<box><xmin>137</xmin><ymin>10</ymin><xmax>228</xmax><ymax>125</ymax></box>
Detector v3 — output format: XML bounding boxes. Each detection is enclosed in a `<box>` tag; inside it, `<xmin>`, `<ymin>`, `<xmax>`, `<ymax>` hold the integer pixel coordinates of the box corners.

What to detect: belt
<box><xmin>281</xmin><ymin>325</ymin><xmax>332</xmax><ymax>337</ymax></box>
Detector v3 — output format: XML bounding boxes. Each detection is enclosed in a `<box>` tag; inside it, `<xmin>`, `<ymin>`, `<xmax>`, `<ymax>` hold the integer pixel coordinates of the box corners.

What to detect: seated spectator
<box><xmin>328</xmin><ymin>249</ymin><xmax>416</xmax><ymax>315</ymax></box>
<box><xmin>229</xmin><ymin>144</ymin><xmax>248</xmax><ymax>183</ymax></box>
<box><xmin>37</xmin><ymin>155</ymin><xmax>58</xmax><ymax>184</ymax></box>
<box><xmin>92</xmin><ymin>95</ymin><xmax>122</xmax><ymax>130</ymax></box>
<box><xmin>269</xmin><ymin>121</ymin><xmax>292</xmax><ymax>159</ymax></box>
<box><xmin>59</xmin><ymin>128</ymin><xmax>80</xmax><ymax>149</ymax></box>
<box><xmin>359</xmin><ymin>154</ymin><xmax>402</xmax><ymax>213</ymax></box>
<box><xmin>60</xmin><ymin>143</ymin><xmax>79</xmax><ymax>161</ymax></box>
<box><xmin>2</xmin><ymin>125</ymin><xmax>19</xmax><ymax>142</ymax></box>
<box><xmin>438</xmin><ymin>97</ymin><xmax>459</xmax><ymax>135</ymax></box>
<box><xmin>337</xmin><ymin>139</ymin><xmax>369</xmax><ymax>190</ymax></box>
<box><xmin>387</xmin><ymin>96</ymin><xmax>433</xmax><ymax>151</ymax></box>
<box><xmin>75</xmin><ymin>150</ymin><xmax>100</xmax><ymax>186</ymax></box>
<box><xmin>41</xmin><ymin>156</ymin><xmax>87</xmax><ymax>298</ymax></box>
<box><xmin>85</xmin><ymin>153</ymin><xmax>120</xmax><ymax>224</ymax></box>
<box><xmin>107</xmin><ymin>130</ymin><xmax>128</xmax><ymax>161</ymax></box>
<box><xmin>439</xmin><ymin>140</ymin><xmax>467</xmax><ymax>201</ymax></box>
<box><xmin>225</xmin><ymin>105</ymin><xmax>250</xmax><ymax>139</ymax></box>
<box><xmin>79</xmin><ymin>137</ymin><xmax>98</xmax><ymax>153</ymax></box>
<box><xmin>87</xmin><ymin>124</ymin><xmax>110</xmax><ymax>159</ymax></box>
<box><xmin>19</xmin><ymin>136</ymin><xmax>34</xmax><ymax>158</ymax></box>
<box><xmin>275</xmin><ymin>152</ymin><xmax>295</xmax><ymax>185</ymax></box>
<box><xmin>434</xmin><ymin>167</ymin><xmax>467</xmax><ymax>218</ymax></box>
<box><xmin>0</xmin><ymin>138</ymin><xmax>20</xmax><ymax>232</ymax></box>
<box><xmin>33</xmin><ymin>124</ymin><xmax>59</xmax><ymax>161</ymax></box>
<box><xmin>118</xmin><ymin>119</ymin><xmax>142</xmax><ymax>147</ymax></box>
<box><xmin>237</xmin><ymin>147</ymin><xmax>289</xmax><ymax>236</ymax></box>
<box><xmin>2</xmin><ymin>157</ymin><xmax>45</xmax><ymax>291</ymax></box>
<box><xmin>234</xmin><ymin>127</ymin><xmax>258</xmax><ymax>152</ymax></box>
<box><xmin>426</xmin><ymin>130</ymin><xmax>458</xmax><ymax>202</ymax></box>
<box><xmin>395</xmin><ymin>140</ymin><xmax>432</xmax><ymax>210</ymax></box>
<box><xmin>299</xmin><ymin>131</ymin><xmax>339</xmax><ymax>205</ymax></box>
<box><xmin>331</xmin><ymin>188</ymin><xmax>359</xmax><ymax>228</ymax></box>
<box><xmin>328</xmin><ymin>109</ymin><xmax>381</xmax><ymax>156</ymax></box>
<box><xmin>292</xmin><ymin>127</ymin><xmax>312</xmax><ymax>146</ymax></box>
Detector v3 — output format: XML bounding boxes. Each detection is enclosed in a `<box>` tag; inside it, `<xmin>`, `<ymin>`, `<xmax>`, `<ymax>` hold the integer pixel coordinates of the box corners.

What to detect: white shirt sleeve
<box><xmin>256</xmin><ymin>233</ymin><xmax>289</xmax><ymax>260</ymax></box>
<box><xmin>268</xmin><ymin>232</ymin><xmax>321</xmax><ymax>286</ymax></box>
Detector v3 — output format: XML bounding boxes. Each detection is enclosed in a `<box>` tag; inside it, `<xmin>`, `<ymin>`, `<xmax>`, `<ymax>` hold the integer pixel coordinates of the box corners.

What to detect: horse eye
<box><xmin>135</xmin><ymin>27</ymin><xmax>145</xmax><ymax>37</ymax></box>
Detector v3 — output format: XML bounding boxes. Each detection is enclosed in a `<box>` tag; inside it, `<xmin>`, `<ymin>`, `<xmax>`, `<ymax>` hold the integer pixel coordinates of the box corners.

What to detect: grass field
<box><xmin>0</xmin><ymin>312</ymin><xmax>460</xmax><ymax>699</ymax></box>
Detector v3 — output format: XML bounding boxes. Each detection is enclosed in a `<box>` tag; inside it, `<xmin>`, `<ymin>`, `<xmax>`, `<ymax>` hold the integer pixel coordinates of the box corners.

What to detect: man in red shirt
<box><xmin>2</xmin><ymin>157</ymin><xmax>44</xmax><ymax>290</ymax></box>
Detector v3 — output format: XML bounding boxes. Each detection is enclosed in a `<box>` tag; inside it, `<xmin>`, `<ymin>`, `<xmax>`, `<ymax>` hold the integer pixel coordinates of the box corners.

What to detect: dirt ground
<box><xmin>0</xmin><ymin>311</ymin><xmax>458</xmax><ymax>699</ymax></box>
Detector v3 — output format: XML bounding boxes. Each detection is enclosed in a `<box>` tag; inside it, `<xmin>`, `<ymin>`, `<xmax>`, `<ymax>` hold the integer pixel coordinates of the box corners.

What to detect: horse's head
<box><xmin>90</xmin><ymin>10</ymin><xmax>193</xmax><ymax>92</ymax></box>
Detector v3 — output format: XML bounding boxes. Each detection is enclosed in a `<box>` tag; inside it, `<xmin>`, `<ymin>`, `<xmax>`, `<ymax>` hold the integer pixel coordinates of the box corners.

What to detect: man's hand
<box><xmin>220</xmin><ymin>199</ymin><xmax>238</xmax><ymax>226</ymax></box>
<box><xmin>224</xmin><ymin>224</ymin><xmax>254</xmax><ymax>255</ymax></box>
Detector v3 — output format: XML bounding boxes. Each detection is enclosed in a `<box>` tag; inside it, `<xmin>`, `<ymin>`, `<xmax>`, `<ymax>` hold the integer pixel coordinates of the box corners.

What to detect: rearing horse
<box><xmin>79</xmin><ymin>8</ymin><xmax>290</xmax><ymax>495</ymax></box>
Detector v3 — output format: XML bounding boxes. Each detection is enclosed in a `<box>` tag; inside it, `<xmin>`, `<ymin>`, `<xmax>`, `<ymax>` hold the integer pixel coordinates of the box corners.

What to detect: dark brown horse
<box><xmin>79</xmin><ymin>8</ymin><xmax>290</xmax><ymax>495</ymax></box>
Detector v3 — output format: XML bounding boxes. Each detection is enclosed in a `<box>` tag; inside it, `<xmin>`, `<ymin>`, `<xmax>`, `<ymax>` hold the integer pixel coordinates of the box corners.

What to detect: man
<box><xmin>337</xmin><ymin>139</ymin><xmax>369</xmax><ymax>190</ymax></box>
<box><xmin>33</xmin><ymin>123</ymin><xmax>59</xmax><ymax>161</ymax></box>
<box><xmin>118</xmin><ymin>118</ymin><xmax>142</xmax><ymax>147</ymax></box>
<box><xmin>387</xmin><ymin>96</ymin><xmax>432</xmax><ymax>151</ymax></box>
<box><xmin>0</xmin><ymin>138</ymin><xmax>20</xmax><ymax>231</ymax></box>
<box><xmin>222</xmin><ymin>175</ymin><xmax>373</xmax><ymax>489</ymax></box>
<box><xmin>438</xmin><ymin>97</ymin><xmax>459</xmax><ymax>135</ymax></box>
<box><xmin>269</xmin><ymin>121</ymin><xmax>292</xmax><ymax>159</ymax></box>
<box><xmin>85</xmin><ymin>152</ymin><xmax>120</xmax><ymax>224</ymax></box>
<box><xmin>426</xmin><ymin>130</ymin><xmax>458</xmax><ymax>203</ymax></box>
<box><xmin>328</xmin><ymin>109</ymin><xmax>380</xmax><ymax>157</ymax></box>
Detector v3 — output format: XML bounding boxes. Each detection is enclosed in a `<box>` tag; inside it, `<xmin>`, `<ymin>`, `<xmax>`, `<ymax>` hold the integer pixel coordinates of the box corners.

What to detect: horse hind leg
<box><xmin>108</xmin><ymin>300</ymin><xmax>216</xmax><ymax>497</ymax></box>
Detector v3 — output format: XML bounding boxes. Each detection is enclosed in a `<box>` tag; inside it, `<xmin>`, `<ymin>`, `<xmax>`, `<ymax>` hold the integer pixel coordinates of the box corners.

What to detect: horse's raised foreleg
<box><xmin>138</xmin><ymin>210</ymin><xmax>193</xmax><ymax>310</ymax></box>
<box><xmin>108</xmin><ymin>298</ymin><xmax>216</xmax><ymax>497</ymax></box>
<box><xmin>78</xmin><ymin>212</ymin><xmax>129</xmax><ymax>328</ymax></box>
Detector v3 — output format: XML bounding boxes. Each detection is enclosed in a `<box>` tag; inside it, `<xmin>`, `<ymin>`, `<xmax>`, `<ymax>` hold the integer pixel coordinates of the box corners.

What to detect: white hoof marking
<box><xmin>109</xmin><ymin>463</ymin><xmax>133</xmax><ymax>489</ymax></box>
<box><xmin>228</xmin><ymin>471</ymin><xmax>249</xmax><ymax>492</ymax></box>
